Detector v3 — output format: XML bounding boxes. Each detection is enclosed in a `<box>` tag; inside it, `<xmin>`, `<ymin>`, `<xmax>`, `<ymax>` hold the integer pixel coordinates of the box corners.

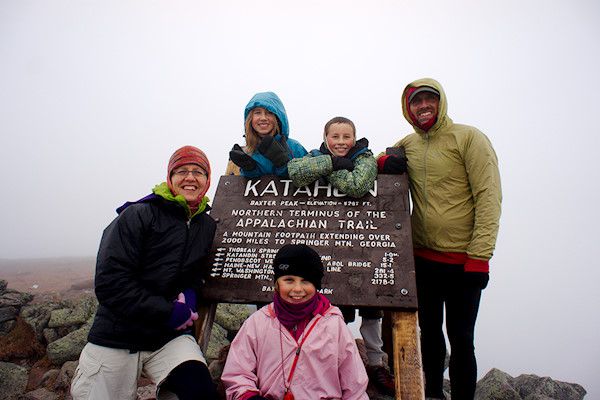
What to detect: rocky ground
<box><xmin>0</xmin><ymin>267</ymin><xmax>588</xmax><ymax>400</ymax></box>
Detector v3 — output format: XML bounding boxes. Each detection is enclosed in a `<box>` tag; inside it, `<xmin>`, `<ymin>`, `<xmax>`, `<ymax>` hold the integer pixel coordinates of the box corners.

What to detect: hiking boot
<box><xmin>367</xmin><ymin>365</ymin><xmax>395</xmax><ymax>397</ymax></box>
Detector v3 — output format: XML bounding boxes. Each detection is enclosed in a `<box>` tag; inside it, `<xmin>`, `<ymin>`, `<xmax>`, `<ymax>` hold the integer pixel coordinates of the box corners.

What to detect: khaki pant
<box><xmin>71</xmin><ymin>334</ymin><xmax>206</xmax><ymax>400</ymax></box>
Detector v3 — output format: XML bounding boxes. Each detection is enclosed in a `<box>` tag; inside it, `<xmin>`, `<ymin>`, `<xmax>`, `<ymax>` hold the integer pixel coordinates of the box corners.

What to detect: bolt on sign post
<box><xmin>198</xmin><ymin>170</ymin><xmax>424</xmax><ymax>399</ymax></box>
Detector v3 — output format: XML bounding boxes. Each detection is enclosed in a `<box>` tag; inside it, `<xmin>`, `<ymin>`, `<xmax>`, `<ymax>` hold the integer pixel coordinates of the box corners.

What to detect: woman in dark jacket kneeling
<box><xmin>71</xmin><ymin>146</ymin><xmax>217</xmax><ymax>400</ymax></box>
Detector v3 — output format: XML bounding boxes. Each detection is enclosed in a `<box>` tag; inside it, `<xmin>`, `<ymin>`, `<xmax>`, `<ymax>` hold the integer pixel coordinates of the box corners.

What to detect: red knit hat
<box><xmin>167</xmin><ymin>145</ymin><xmax>211</xmax><ymax>201</ymax></box>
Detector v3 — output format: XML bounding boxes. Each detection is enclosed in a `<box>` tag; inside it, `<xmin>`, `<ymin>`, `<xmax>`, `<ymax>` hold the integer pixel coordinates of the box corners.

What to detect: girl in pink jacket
<box><xmin>221</xmin><ymin>244</ymin><xmax>369</xmax><ymax>400</ymax></box>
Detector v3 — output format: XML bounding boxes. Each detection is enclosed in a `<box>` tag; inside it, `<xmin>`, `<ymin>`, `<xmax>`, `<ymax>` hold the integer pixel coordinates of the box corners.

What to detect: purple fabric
<box><xmin>182</xmin><ymin>288</ymin><xmax>197</xmax><ymax>312</ymax></box>
<box><xmin>273</xmin><ymin>292</ymin><xmax>331</xmax><ymax>340</ymax></box>
<box><xmin>273</xmin><ymin>292</ymin><xmax>318</xmax><ymax>330</ymax></box>
<box><xmin>168</xmin><ymin>300</ymin><xmax>191</xmax><ymax>329</ymax></box>
<box><xmin>116</xmin><ymin>193</ymin><xmax>159</xmax><ymax>214</ymax></box>
<box><xmin>313</xmin><ymin>293</ymin><xmax>331</xmax><ymax>316</ymax></box>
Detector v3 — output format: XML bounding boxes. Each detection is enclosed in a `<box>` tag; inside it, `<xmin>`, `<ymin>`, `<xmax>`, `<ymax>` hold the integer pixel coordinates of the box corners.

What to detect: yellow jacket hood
<box><xmin>401</xmin><ymin>78</ymin><xmax>450</xmax><ymax>135</ymax></box>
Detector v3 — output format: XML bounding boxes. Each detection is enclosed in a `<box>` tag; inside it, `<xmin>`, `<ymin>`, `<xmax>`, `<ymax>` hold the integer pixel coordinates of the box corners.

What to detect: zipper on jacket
<box><xmin>177</xmin><ymin>218</ymin><xmax>191</xmax><ymax>273</ymax></box>
<box><xmin>423</xmin><ymin>133</ymin><xmax>430</xmax><ymax>248</ymax></box>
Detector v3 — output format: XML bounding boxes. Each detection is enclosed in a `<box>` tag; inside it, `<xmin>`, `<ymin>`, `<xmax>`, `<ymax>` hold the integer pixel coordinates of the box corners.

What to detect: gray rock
<box><xmin>207</xmin><ymin>344</ymin><xmax>229</xmax><ymax>381</ymax></box>
<box><xmin>0</xmin><ymin>306</ymin><xmax>18</xmax><ymax>323</ymax></box>
<box><xmin>475</xmin><ymin>368</ymin><xmax>521</xmax><ymax>400</ymax></box>
<box><xmin>0</xmin><ymin>319</ymin><xmax>17</xmax><ymax>334</ymax></box>
<box><xmin>0</xmin><ymin>290</ymin><xmax>33</xmax><ymax>308</ymax></box>
<box><xmin>0</xmin><ymin>279</ymin><xmax>7</xmax><ymax>294</ymax></box>
<box><xmin>215</xmin><ymin>303</ymin><xmax>251</xmax><ymax>332</ymax></box>
<box><xmin>206</xmin><ymin>323</ymin><xmax>229</xmax><ymax>361</ymax></box>
<box><xmin>54</xmin><ymin>361</ymin><xmax>78</xmax><ymax>391</ymax></box>
<box><xmin>56</xmin><ymin>325</ymin><xmax>79</xmax><ymax>338</ymax></box>
<box><xmin>0</xmin><ymin>361</ymin><xmax>29</xmax><ymax>400</ymax></box>
<box><xmin>19</xmin><ymin>387</ymin><xmax>60</xmax><ymax>400</ymax></box>
<box><xmin>21</xmin><ymin>303</ymin><xmax>61</xmax><ymax>341</ymax></box>
<box><xmin>46</xmin><ymin>324</ymin><xmax>90</xmax><ymax>365</ymax></box>
<box><xmin>40</xmin><ymin>369</ymin><xmax>60</xmax><ymax>388</ymax></box>
<box><xmin>514</xmin><ymin>373</ymin><xmax>586</xmax><ymax>400</ymax></box>
<box><xmin>48</xmin><ymin>295</ymin><xmax>97</xmax><ymax>328</ymax></box>
<box><xmin>474</xmin><ymin>369</ymin><xmax>587</xmax><ymax>400</ymax></box>
<box><xmin>443</xmin><ymin>379</ymin><xmax>451</xmax><ymax>399</ymax></box>
<box><xmin>208</xmin><ymin>358</ymin><xmax>225</xmax><ymax>383</ymax></box>
<box><xmin>43</xmin><ymin>328</ymin><xmax>59</xmax><ymax>344</ymax></box>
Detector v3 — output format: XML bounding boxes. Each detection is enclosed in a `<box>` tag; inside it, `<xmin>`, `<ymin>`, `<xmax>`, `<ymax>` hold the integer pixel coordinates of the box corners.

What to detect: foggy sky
<box><xmin>1</xmin><ymin>0</ymin><xmax>599</xmax><ymax>397</ymax></box>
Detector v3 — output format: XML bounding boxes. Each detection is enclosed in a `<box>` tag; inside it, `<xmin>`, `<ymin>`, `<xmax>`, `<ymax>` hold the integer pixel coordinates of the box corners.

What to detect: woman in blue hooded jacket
<box><xmin>227</xmin><ymin>92</ymin><xmax>307</xmax><ymax>177</ymax></box>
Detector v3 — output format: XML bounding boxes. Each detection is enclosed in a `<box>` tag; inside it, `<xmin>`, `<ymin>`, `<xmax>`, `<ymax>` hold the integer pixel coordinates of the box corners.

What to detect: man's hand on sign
<box><xmin>379</xmin><ymin>154</ymin><xmax>408</xmax><ymax>174</ymax></box>
<box><xmin>257</xmin><ymin>136</ymin><xmax>289</xmax><ymax>167</ymax></box>
<box><xmin>331</xmin><ymin>156</ymin><xmax>355</xmax><ymax>171</ymax></box>
<box><xmin>230</xmin><ymin>144</ymin><xmax>257</xmax><ymax>171</ymax></box>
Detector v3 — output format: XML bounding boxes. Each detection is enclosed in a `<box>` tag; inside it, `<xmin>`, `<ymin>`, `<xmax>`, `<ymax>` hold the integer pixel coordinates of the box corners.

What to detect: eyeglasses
<box><xmin>172</xmin><ymin>169</ymin><xmax>207</xmax><ymax>178</ymax></box>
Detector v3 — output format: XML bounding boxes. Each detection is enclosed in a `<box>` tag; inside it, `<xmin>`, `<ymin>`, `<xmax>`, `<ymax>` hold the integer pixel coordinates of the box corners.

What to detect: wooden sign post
<box><xmin>198</xmin><ymin>174</ymin><xmax>424</xmax><ymax>399</ymax></box>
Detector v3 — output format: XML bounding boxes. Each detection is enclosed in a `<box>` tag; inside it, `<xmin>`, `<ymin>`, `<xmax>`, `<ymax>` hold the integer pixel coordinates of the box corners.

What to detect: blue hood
<box><xmin>244</xmin><ymin>92</ymin><xmax>289</xmax><ymax>138</ymax></box>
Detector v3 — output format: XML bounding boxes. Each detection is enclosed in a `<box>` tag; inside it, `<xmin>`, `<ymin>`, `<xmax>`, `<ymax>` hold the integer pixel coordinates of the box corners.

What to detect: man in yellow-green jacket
<box><xmin>378</xmin><ymin>78</ymin><xmax>502</xmax><ymax>400</ymax></box>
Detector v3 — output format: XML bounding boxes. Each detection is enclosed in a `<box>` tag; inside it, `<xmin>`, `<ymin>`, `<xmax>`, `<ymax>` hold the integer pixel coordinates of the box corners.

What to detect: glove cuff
<box><xmin>377</xmin><ymin>155</ymin><xmax>390</xmax><ymax>172</ymax></box>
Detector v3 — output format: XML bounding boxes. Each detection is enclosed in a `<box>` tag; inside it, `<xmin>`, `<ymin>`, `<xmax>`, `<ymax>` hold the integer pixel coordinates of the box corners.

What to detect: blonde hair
<box><xmin>244</xmin><ymin>110</ymin><xmax>281</xmax><ymax>154</ymax></box>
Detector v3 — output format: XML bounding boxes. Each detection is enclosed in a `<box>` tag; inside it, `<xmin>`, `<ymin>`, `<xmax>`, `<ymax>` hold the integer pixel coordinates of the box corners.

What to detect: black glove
<box><xmin>257</xmin><ymin>136</ymin><xmax>289</xmax><ymax>168</ymax></box>
<box><xmin>248</xmin><ymin>396</ymin><xmax>268</xmax><ymax>400</ymax></box>
<box><xmin>382</xmin><ymin>154</ymin><xmax>408</xmax><ymax>174</ymax></box>
<box><xmin>331</xmin><ymin>156</ymin><xmax>355</xmax><ymax>171</ymax></box>
<box><xmin>464</xmin><ymin>272</ymin><xmax>489</xmax><ymax>290</ymax></box>
<box><xmin>229</xmin><ymin>144</ymin><xmax>257</xmax><ymax>171</ymax></box>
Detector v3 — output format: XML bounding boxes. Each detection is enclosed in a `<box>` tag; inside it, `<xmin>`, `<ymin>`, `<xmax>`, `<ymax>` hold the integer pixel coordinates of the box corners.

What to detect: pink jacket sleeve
<box><xmin>221</xmin><ymin>315</ymin><xmax>261</xmax><ymax>400</ymax></box>
<box><xmin>336</xmin><ymin>318</ymin><xmax>369</xmax><ymax>400</ymax></box>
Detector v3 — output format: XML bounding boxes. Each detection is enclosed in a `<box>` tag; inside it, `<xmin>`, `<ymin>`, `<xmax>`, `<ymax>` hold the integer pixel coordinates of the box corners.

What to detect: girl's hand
<box><xmin>230</xmin><ymin>144</ymin><xmax>257</xmax><ymax>170</ymax></box>
<box><xmin>257</xmin><ymin>136</ymin><xmax>289</xmax><ymax>167</ymax></box>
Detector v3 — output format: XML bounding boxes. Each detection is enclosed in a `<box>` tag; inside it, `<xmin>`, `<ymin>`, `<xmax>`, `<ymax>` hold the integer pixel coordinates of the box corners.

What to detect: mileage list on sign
<box><xmin>201</xmin><ymin>175</ymin><xmax>417</xmax><ymax>310</ymax></box>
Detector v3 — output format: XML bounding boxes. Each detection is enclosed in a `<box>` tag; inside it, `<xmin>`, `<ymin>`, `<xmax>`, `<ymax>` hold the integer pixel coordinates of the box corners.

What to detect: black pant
<box><xmin>415</xmin><ymin>257</ymin><xmax>484</xmax><ymax>400</ymax></box>
<box><xmin>161</xmin><ymin>360</ymin><xmax>217</xmax><ymax>400</ymax></box>
<box><xmin>340</xmin><ymin>306</ymin><xmax>384</xmax><ymax>323</ymax></box>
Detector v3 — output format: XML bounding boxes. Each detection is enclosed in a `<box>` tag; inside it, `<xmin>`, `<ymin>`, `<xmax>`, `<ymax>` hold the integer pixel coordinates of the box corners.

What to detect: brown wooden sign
<box><xmin>201</xmin><ymin>174</ymin><xmax>417</xmax><ymax>309</ymax></box>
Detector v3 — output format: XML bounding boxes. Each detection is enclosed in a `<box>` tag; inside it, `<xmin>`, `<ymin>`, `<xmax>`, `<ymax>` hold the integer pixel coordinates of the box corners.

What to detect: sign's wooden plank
<box><xmin>393</xmin><ymin>311</ymin><xmax>424</xmax><ymax>400</ymax></box>
<box><xmin>195</xmin><ymin>303</ymin><xmax>217</xmax><ymax>353</ymax></box>
<box><xmin>202</xmin><ymin>175</ymin><xmax>417</xmax><ymax>310</ymax></box>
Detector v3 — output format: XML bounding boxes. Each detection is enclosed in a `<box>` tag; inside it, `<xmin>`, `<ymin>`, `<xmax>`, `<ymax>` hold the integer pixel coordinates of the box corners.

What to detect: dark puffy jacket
<box><xmin>88</xmin><ymin>195</ymin><xmax>216</xmax><ymax>351</ymax></box>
